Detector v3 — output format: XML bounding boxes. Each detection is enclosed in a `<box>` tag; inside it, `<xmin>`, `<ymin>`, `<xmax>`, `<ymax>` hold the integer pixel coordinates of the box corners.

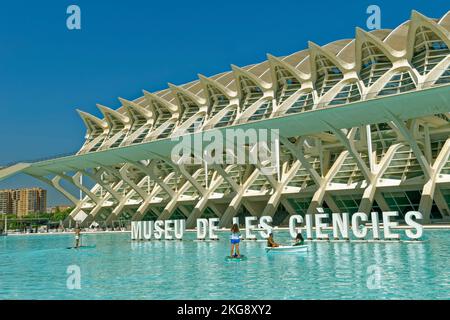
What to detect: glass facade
<box><xmin>315</xmin><ymin>54</ymin><xmax>343</xmax><ymax>97</ymax></box>
<box><xmin>274</xmin><ymin>65</ymin><xmax>302</xmax><ymax>105</ymax></box>
<box><xmin>411</xmin><ymin>26</ymin><xmax>450</xmax><ymax>76</ymax></box>
<box><xmin>329</xmin><ymin>82</ymin><xmax>361</xmax><ymax>106</ymax></box>
<box><xmin>378</xmin><ymin>71</ymin><xmax>416</xmax><ymax>96</ymax></box>
<box><xmin>360</xmin><ymin>42</ymin><xmax>393</xmax><ymax>87</ymax></box>
<box><xmin>285</xmin><ymin>92</ymin><xmax>314</xmax><ymax>114</ymax></box>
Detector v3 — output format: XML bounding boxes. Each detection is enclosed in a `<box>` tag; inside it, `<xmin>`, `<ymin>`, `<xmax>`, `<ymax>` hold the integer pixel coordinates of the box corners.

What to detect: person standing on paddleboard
<box><xmin>74</xmin><ymin>223</ymin><xmax>82</xmax><ymax>248</ymax></box>
<box><xmin>230</xmin><ymin>224</ymin><xmax>241</xmax><ymax>258</ymax></box>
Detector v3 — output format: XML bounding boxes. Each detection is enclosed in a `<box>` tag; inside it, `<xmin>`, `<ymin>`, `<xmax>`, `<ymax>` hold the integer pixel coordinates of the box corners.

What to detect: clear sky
<box><xmin>0</xmin><ymin>0</ymin><xmax>448</xmax><ymax>206</ymax></box>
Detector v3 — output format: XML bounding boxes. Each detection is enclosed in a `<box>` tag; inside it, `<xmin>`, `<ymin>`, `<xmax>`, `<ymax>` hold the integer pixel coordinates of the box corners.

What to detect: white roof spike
<box><xmin>406</xmin><ymin>10</ymin><xmax>450</xmax><ymax>60</ymax></box>
<box><xmin>118</xmin><ymin>97</ymin><xmax>153</xmax><ymax>119</ymax></box>
<box><xmin>197</xmin><ymin>74</ymin><xmax>237</xmax><ymax>98</ymax></box>
<box><xmin>76</xmin><ymin>109</ymin><xmax>108</xmax><ymax>134</ymax></box>
<box><xmin>266</xmin><ymin>53</ymin><xmax>310</xmax><ymax>81</ymax></box>
<box><xmin>168</xmin><ymin>83</ymin><xmax>207</xmax><ymax>105</ymax></box>
<box><xmin>308</xmin><ymin>41</ymin><xmax>352</xmax><ymax>71</ymax></box>
<box><xmin>142</xmin><ymin>90</ymin><xmax>178</xmax><ymax>114</ymax></box>
<box><xmin>231</xmin><ymin>64</ymin><xmax>272</xmax><ymax>90</ymax></box>
<box><xmin>438</xmin><ymin>11</ymin><xmax>450</xmax><ymax>31</ymax></box>
<box><xmin>96</xmin><ymin>104</ymin><xmax>130</xmax><ymax>124</ymax></box>
<box><xmin>355</xmin><ymin>27</ymin><xmax>402</xmax><ymax>62</ymax></box>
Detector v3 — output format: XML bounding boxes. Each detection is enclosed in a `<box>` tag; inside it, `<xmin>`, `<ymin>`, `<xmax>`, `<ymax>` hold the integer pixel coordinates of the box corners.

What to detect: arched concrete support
<box><xmin>218</xmin><ymin>167</ymin><xmax>261</xmax><ymax>228</ymax></box>
<box><xmin>80</xmin><ymin>180</ymin><xmax>125</xmax><ymax>227</ymax></box>
<box><xmin>75</xmin><ymin>166</ymin><xmax>127</xmax><ymax>227</ymax></box>
<box><xmin>262</xmin><ymin>160</ymin><xmax>301</xmax><ymax>217</ymax></box>
<box><xmin>322</xmin><ymin>124</ymin><xmax>373</xmax><ymax>182</ymax></box>
<box><xmin>358</xmin><ymin>144</ymin><xmax>402</xmax><ymax>213</ymax></box>
<box><xmin>241</xmin><ymin>199</ymin><xmax>266</xmax><ymax>217</ymax></box>
<box><xmin>80</xmin><ymin>168</ymin><xmax>123</xmax><ymax>202</ymax></box>
<box><xmin>117</xmin><ymin>164</ymin><xmax>148</xmax><ymax>200</ymax></box>
<box><xmin>280</xmin><ymin>199</ymin><xmax>301</xmax><ymax>225</ymax></box>
<box><xmin>31</xmin><ymin>174</ymin><xmax>79</xmax><ymax>206</ymax></box>
<box><xmin>128</xmin><ymin>160</ymin><xmax>175</xmax><ymax>198</ymax></box>
<box><xmin>185</xmin><ymin>167</ymin><xmax>229</xmax><ymax>228</ymax></box>
<box><xmin>132</xmin><ymin>174</ymin><xmax>174</xmax><ymax>221</ymax></box>
<box><xmin>419</xmin><ymin>138</ymin><xmax>450</xmax><ymax>222</ymax></box>
<box><xmin>213</xmin><ymin>164</ymin><xmax>241</xmax><ymax>192</ymax></box>
<box><xmin>129</xmin><ymin>158</ymin><xmax>178</xmax><ymax>216</ymax></box>
<box><xmin>30</xmin><ymin>173</ymin><xmax>97</xmax><ymax>228</ymax></box>
<box><xmin>374</xmin><ymin>192</ymin><xmax>391</xmax><ymax>212</ymax></box>
<box><xmin>54</xmin><ymin>170</ymin><xmax>101</xmax><ymax>205</ymax></box>
<box><xmin>386</xmin><ymin>111</ymin><xmax>432</xmax><ymax>179</ymax></box>
<box><xmin>104</xmin><ymin>166</ymin><xmax>151</xmax><ymax>226</ymax></box>
<box><xmin>279</xmin><ymin>136</ymin><xmax>323</xmax><ymax>185</ymax></box>
<box><xmin>130</xmin><ymin>153</ymin><xmax>197</xmax><ymax>222</ymax></box>
<box><xmin>158</xmin><ymin>166</ymin><xmax>204</xmax><ymax>221</ymax></box>
<box><xmin>432</xmin><ymin>187</ymin><xmax>450</xmax><ymax>218</ymax></box>
<box><xmin>306</xmin><ymin>151</ymin><xmax>348</xmax><ymax>216</ymax></box>
<box><xmin>218</xmin><ymin>150</ymin><xmax>281</xmax><ymax>226</ymax></box>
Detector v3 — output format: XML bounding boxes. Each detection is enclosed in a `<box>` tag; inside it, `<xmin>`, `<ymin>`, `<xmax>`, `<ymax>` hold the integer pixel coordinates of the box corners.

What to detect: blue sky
<box><xmin>0</xmin><ymin>0</ymin><xmax>448</xmax><ymax>205</ymax></box>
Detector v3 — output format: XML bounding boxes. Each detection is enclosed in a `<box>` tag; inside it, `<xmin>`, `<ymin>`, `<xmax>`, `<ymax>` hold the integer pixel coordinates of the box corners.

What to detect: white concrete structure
<box><xmin>1</xmin><ymin>10</ymin><xmax>450</xmax><ymax>228</ymax></box>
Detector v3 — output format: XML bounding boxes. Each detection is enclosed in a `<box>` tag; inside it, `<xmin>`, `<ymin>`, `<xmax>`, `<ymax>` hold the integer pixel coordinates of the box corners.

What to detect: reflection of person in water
<box><xmin>267</xmin><ymin>233</ymin><xmax>280</xmax><ymax>247</ymax></box>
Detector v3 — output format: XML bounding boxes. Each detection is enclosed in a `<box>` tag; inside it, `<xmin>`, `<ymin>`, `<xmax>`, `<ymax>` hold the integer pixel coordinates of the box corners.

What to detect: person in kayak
<box><xmin>293</xmin><ymin>233</ymin><xmax>304</xmax><ymax>246</ymax></box>
<box><xmin>267</xmin><ymin>233</ymin><xmax>280</xmax><ymax>247</ymax></box>
<box><xmin>230</xmin><ymin>223</ymin><xmax>241</xmax><ymax>258</ymax></box>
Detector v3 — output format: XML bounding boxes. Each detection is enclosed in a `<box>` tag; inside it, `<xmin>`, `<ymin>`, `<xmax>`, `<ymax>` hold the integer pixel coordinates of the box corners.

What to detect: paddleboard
<box><xmin>67</xmin><ymin>245</ymin><xmax>96</xmax><ymax>250</ymax></box>
<box><xmin>265</xmin><ymin>245</ymin><xmax>308</xmax><ymax>253</ymax></box>
<box><xmin>225</xmin><ymin>255</ymin><xmax>247</xmax><ymax>261</ymax></box>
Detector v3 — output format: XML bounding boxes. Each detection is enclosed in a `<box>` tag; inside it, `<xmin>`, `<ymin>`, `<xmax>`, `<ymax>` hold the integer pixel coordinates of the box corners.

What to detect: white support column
<box><xmin>261</xmin><ymin>160</ymin><xmax>301</xmax><ymax>217</ymax></box>
<box><xmin>218</xmin><ymin>166</ymin><xmax>260</xmax><ymax>228</ymax></box>
<box><xmin>306</xmin><ymin>151</ymin><xmax>348</xmax><ymax>216</ymax></box>
<box><xmin>279</xmin><ymin>136</ymin><xmax>323</xmax><ymax>185</ymax></box>
<box><xmin>419</xmin><ymin>138</ymin><xmax>450</xmax><ymax>222</ymax></box>
<box><xmin>104</xmin><ymin>163</ymin><xmax>152</xmax><ymax>226</ymax></box>
<box><xmin>57</xmin><ymin>170</ymin><xmax>101</xmax><ymax>205</ymax></box>
<box><xmin>79</xmin><ymin>174</ymin><xmax>83</xmax><ymax>201</ymax></box>
<box><xmin>358</xmin><ymin>143</ymin><xmax>402</xmax><ymax>213</ymax></box>
<box><xmin>31</xmin><ymin>174</ymin><xmax>79</xmax><ymax>206</ymax></box>
<box><xmin>386</xmin><ymin>110</ymin><xmax>432</xmax><ymax>179</ymax></box>
<box><xmin>158</xmin><ymin>165</ymin><xmax>205</xmax><ymax>221</ymax></box>
<box><xmin>323</xmin><ymin>122</ymin><xmax>373</xmax><ymax>182</ymax></box>
<box><xmin>81</xmin><ymin>168</ymin><xmax>123</xmax><ymax>202</ymax></box>
<box><xmin>274</xmin><ymin>135</ymin><xmax>281</xmax><ymax>183</ymax></box>
<box><xmin>366</xmin><ymin>125</ymin><xmax>375</xmax><ymax>172</ymax></box>
<box><xmin>185</xmin><ymin>166</ymin><xmax>230</xmax><ymax>228</ymax></box>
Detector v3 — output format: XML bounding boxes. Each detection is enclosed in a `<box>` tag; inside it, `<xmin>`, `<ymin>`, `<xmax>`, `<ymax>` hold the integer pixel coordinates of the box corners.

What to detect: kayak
<box><xmin>225</xmin><ymin>255</ymin><xmax>247</xmax><ymax>261</ymax></box>
<box><xmin>67</xmin><ymin>245</ymin><xmax>96</xmax><ymax>250</ymax></box>
<box><xmin>265</xmin><ymin>245</ymin><xmax>308</xmax><ymax>253</ymax></box>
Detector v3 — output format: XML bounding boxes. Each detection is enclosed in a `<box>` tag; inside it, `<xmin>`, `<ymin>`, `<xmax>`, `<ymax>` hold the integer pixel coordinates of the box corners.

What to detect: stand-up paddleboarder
<box><xmin>74</xmin><ymin>223</ymin><xmax>81</xmax><ymax>248</ymax></box>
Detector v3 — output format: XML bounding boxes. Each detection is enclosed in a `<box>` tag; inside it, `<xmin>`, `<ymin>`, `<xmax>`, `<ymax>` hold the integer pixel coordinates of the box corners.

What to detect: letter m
<box><xmin>131</xmin><ymin>221</ymin><xmax>142</xmax><ymax>240</ymax></box>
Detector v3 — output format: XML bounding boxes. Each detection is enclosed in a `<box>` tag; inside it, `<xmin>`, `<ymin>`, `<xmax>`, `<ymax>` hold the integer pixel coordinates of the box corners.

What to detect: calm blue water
<box><xmin>0</xmin><ymin>230</ymin><xmax>449</xmax><ymax>300</ymax></box>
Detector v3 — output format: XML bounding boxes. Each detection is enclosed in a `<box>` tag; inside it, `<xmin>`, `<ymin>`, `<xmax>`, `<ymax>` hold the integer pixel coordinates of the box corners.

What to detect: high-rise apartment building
<box><xmin>0</xmin><ymin>188</ymin><xmax>47</xmax><ymax>216</ymax></box>
<box><xmin>0</xmin><ymin>190</ymin><xmax>11</xmax><ymax>214</ymax></box>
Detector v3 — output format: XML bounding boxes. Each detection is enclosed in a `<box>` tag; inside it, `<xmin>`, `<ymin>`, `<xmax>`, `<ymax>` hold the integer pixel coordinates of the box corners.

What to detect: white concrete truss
<box><xmin>2</xmin><ymin>10</ymin><xmax>450</xmax><ymax>227</ymax></box>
